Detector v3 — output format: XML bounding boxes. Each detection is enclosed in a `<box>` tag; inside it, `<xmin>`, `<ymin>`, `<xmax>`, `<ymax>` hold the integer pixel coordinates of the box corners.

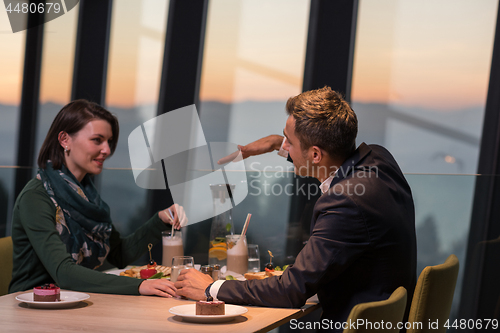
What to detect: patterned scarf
<box><xmin>37</xmin><ymin>161</ymin><xmax>112</xmax><ymax>269</ymax></box>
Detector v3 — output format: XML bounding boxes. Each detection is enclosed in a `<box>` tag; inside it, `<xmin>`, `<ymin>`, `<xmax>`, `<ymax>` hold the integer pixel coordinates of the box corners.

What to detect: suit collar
<box><xmin>331</xmin><ymin>142</ymin><xmax>371</xmax><ymax>182</ymax></box>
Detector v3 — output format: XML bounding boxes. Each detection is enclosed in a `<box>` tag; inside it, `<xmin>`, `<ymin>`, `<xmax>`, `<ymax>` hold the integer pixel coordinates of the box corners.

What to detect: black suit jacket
<box><xmin>218</xmin><ymin>143</ymin><xmax>417</xmax><ymax>330</ymax></box>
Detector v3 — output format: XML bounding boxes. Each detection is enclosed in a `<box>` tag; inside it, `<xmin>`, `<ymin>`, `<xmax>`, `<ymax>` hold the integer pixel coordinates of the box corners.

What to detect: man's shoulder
<box><xmin>361</xmin><ymin>143</ymin><xmax>397</xmax><ymax>163</ymax></box>
<box><xmin>319</xmin><ymin>143</ymin><xmax>411</xmax><ymax>210</ymax></box>
<box><xmin>364</xmin><ymin>143</ymin><xmax>387</xmax><ymax>151</ymax></box>
<box><xmin>356</xmin><ymin>143</ymin><xmax>405</xmax><ymax>178</ymax></box>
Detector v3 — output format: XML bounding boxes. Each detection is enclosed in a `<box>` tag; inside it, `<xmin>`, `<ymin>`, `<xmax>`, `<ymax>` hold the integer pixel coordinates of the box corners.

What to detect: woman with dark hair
<box><xmin>9</xmin><ymin>100</ymin><xmax>186</xmax><ymax>297</ymax></box>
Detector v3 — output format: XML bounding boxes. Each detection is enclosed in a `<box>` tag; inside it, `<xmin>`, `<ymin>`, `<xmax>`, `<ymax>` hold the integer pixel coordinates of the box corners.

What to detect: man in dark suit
<box><xmin>175</xmin><ymin>87</ymin><xmax>416</xmax><ymax>331</ymax></box>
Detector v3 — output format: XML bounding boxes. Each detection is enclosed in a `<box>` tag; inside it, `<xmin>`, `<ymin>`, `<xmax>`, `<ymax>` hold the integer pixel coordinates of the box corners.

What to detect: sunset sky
<box><xmin>352</xmin><ymin>0</ymin><xmax>497</xmax><ymax>110</ymax></box>
<box><xmin>0</xmin><ymin>0</ymin><xmax>497</xmax><ymax>111</ymax></box>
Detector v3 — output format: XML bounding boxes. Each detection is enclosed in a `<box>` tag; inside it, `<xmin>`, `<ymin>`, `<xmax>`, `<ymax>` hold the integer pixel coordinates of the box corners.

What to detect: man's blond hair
<box><xmin>286</xmin><ymin>86</ymin><xmax>358</xmax><ymax>160</ymax></box>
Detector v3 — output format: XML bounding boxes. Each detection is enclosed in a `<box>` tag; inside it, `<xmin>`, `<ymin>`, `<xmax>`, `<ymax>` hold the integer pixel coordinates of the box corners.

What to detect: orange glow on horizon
<box><xmin>0</xmin><ymin>0</ymin><xmax>496</xmax><ymax>113</ymax></box>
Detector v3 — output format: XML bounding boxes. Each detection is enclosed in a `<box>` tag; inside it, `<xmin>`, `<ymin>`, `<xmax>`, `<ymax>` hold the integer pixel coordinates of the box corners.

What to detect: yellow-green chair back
<box><xmin>407</xmin><ymin>254</ymin><xmax>460</xmax><ymax>333</ymax></box>
<box><xmin>343</xmin><ymin>286</ymin><xmax>407</xmax><ymax>333</ymax></box>
<box><xmin>0</xmin><ymin>236</ymin><xmax>13</xmax><ymax>296</ymax></box>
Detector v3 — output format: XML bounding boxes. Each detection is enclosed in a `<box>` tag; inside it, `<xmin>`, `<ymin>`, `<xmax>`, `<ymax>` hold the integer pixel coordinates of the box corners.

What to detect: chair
<box><xmin>407</xmin><ymin>254</ymin><xmax>460</xmax><ymax>333</ymax></box>
<box><xmin>343</xmin><ymin>286</ymin><xmax>407</xmax><ymax>333</ymax></box>
<box><xmin>0</xmin><ymin>236</ymin><xmax>13</xmax><ymax>296</ymax></box>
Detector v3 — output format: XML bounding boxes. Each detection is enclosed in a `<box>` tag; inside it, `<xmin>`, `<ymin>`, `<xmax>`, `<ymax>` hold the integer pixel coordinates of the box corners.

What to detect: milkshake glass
<box><xmin>226</xmin><ymin>234</ymin><xmax>248</xmax><ymax>275</ymax></box>
<box><xmin>162</xmin><ymin>230</ymin><xmax>183</xmax><ymax>267</ymax></box>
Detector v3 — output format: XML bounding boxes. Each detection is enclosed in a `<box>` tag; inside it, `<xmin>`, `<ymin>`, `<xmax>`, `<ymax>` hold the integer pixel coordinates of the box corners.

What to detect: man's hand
<box><xmin>159</xmin><ymin>203</ymin><xmax>188</xmax><ymax>230</ymax></box>
<box><xmin>174</xmin><ymin>268</ymin><xmax>214</xmax><ymax>301</ymax></box>
<box><xmin>139</xmin><ymin>279</ymin><xmax>177</xmax><ymax>297</ymax></box>
<box><xmin>217</xmin><ymin>135</ymin><xmax>284</xmax><ymax>165</ymax></box>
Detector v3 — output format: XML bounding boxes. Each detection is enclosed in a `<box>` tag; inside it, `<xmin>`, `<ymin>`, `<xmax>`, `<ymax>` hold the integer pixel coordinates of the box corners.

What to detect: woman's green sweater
<box><xmin>9</xmin><ymin>178</ymin><xmax>168</xmax><ymax>294</ymax></box>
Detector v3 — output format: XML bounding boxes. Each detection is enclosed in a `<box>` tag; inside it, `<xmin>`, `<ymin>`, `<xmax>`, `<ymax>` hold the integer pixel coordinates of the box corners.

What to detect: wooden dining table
<box><xmin>0</xmin><ymin>290</ymin><xmax>320</xmax><ymax>332</ymax></box>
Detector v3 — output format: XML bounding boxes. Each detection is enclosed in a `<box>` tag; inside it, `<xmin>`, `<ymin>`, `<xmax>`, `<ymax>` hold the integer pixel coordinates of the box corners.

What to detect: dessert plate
<box><xmin>16</xmin><ymin>291</ymin><xmax>90</xmax><ymax>309</ymax></box>
<box><xmin>169</xmin><ymin>304</ymin><xmax>248</xmax><ymax>323</ymax></box>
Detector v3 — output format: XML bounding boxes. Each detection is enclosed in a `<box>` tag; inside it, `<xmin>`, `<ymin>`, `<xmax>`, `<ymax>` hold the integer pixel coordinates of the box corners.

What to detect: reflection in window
<box><xmin>0</xmin><ymin>9</ymin><xmax>26</xmax><ymax>236</ymax></box>
<box><xmin>197</xmin><ymin>0</ymin><xmax>310</xmax><ymax>266</ymax></box>
<box><xmin>200</xmin><ymin>0</ymin><xmax>309</xmax><ymax>156</ymax></box>
<box><xmin>103</xmin><ymin>0</ymin><xmax>169</xmax><ymax>235</ymax></box>
<box><xmin>351</xmin><ymin>0</ymin><xmax>498</xmax><ymax>322</ymax></box>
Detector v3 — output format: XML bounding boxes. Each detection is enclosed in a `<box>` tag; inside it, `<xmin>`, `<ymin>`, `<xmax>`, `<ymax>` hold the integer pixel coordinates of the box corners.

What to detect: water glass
<box><xmin>170</xmin><ymin>255</ymin><xmax>194</xmax><ymax>282</ymax></box>
<box><xmin>247</xmin><ymin>244</ymin><xmax>260</xmax><ymax>272</ymax></box>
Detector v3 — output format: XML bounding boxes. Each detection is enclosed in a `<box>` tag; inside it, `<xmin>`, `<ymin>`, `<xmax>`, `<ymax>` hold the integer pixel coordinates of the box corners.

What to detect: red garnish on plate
<box><xmin>145</xmin><ymin>243</ymin><xmax>157</xmax><ymax>268</ymax></box>
<box><xmin>140</xmin><ymin>269</ymin><xmax>157</xmax><ymax>279</ymax></box>
<box><xmin>265</xmin><ymin>251</ymin><xmax>275</xmax><ymax>272</ymax></box>
<box><xmin>141</xmin><ymin>243</ymin><xmax>158</xmax><ymax>278</ymax></box>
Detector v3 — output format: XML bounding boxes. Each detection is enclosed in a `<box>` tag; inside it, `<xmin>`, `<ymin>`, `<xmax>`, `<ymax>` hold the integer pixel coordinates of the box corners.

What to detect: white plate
<box><xmin>16</xmin><ymin>291</ymin><xmax>90</xmax><ymax>309</ymax></box>
<box><xmin>221</xmin><ymin>270</ymin><xmax>246</xmax><ymax>281</ymax></box>
<box><xmin>169</xmin><ymin>304</ymin><xmax>248</xmax><ymax>323</ymax></box>
<box><xmin>105</xmin><ymin>266</ymin><xmax>204</xmax><ymax>279</ymax></box>
<box><xmin>105</xmin><ymin>265</ymin><xmax>201</xmax><ymax>275</ymax></box>
<box><xmin>105</xmin><ymin>268</ymin><xmax>171</xmax><ymax>280</ymax></box>
<box><xmin>104</xmin><ymin>268</ymin><xmax>127</xmax><ymax>276</ymax></box>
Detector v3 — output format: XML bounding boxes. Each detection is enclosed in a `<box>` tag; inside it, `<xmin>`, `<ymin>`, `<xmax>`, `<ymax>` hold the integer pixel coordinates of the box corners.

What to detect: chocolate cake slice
<box><xmin>196</xmin><ymin>300</ymin><xmax>225</xmax><ymax>315</ymax></box>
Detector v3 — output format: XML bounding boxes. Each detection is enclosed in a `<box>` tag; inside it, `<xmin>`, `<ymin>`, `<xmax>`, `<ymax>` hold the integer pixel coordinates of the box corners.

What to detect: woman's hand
<box><xmin>159</xmin><ymin>203</ymin><xmax>188</xmax><ymax>230</ymax></box>
<box><xmin>138</xmin><ymin>279</ymin><xmax>177</xmax><ymax>297</ymax></box>
<box><xmin>174</xmin><ymin>268</ymin><xmax>214</xmax><ymax>301</ymax></box>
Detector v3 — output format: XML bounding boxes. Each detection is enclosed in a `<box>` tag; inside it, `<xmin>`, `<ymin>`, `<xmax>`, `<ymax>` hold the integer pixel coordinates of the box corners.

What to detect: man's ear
<box><xmin>310</xmin><ymin>146</ymin><xmax>323</xmax><ymax>164</ymax></box>
<box><xmin>58</xmin><ymin>131</ymin><xmax>70</xmax><ymax>149</ymax></box>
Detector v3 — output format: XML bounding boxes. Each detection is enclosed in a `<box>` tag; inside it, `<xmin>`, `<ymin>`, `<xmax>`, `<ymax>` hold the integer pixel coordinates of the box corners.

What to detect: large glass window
<box><xmin>352</xmin><ymin>0</ymin><xmax>496</xmax><ymax>174</ymax></box>
<box><xmin>102</xmin><ymin>0</ymin><xmax>169</xmax><ymax>235</ymax></box>
<box><xmin>34</xmin><ymin>3</ymin><xmax>79</xmax><ymax>173</ymax></box>
<box><xmin>195</xmin><ymin>0</ymin><xmax>310</xmax><ymax>265</ymax></box>
<box><xmin>0</xmin><ymin>10</ymin><xmax>26</xmax><ymax>236</ymax></box>
<box><xmin>351</xmin><ymin>0</ymin><xmax>498</xmax><ymax>321</ymax></box>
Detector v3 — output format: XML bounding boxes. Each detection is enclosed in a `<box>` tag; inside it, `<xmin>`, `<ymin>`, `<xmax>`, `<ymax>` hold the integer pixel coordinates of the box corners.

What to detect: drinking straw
<box><xmin>238</xmin><ymin>213</ymin><xmax>252</xmax><ymax>244</ymax></box>
<box><xmin>167</xmin><ymin>208</ymin><xmax>175</xmax><ymax>236</ymax></box>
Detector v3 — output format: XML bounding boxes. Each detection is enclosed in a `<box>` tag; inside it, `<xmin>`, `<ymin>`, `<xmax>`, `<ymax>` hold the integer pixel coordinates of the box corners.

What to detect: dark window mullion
<box><xmin>146</xmin><ymin>0</ymin><xmax>209</xmax><ymax>264</ymax></box>
<box><xmin>14</xmin><ymin>9</ymin><xmax>45</xmax><ymax>201</ymax></box>
<box><xmin>148</xmin><ymin>0</ymin><xmax>209</xmax><ymax>214</ymax></box>
<box><xmin>285</xmin><ymin>0</ymin><xmax>359</xmax><ymax>260</ymax></box>
<box><xmin>157</xmin><ymin>0</ymin><xmax>209</xmax><ymax>115</ymax></box>
<box><xmin>71</xmin><ymin>0</ymin><xmax>113</xmax><ymax>104</ymax></box>
<box><xmin>71</xmin><ymin>0</ymin><xmax>113</xmax><ymax>191</ymax></box>
<box><xmin>459</xmin><ymin>1</ymin><xmax>500</xmax><ymax>322</ymax></box>
<box><xmin>302</xmin><ymin>0</ymin><xmax>358</xmax><ymax>100</ymax></box>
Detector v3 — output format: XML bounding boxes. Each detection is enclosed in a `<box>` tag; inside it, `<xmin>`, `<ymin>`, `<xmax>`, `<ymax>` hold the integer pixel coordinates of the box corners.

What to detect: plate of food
<box><xmin>111</xmin><ymin>243</ymin><xmax>172</xmax><ymax>279</ymax></box>
<box><xmin>221</xmin><ymin>271</ymin><xmax>245</xmax><ymax>281</ymax></box>
<box><xmin>244</xmin><ymin>270</ymin><xmax>283</xmax><ymax>280</ymax></box>
<box><xmin>243</xmin><ymin>252</ymin><xmax>289</xmax><ymax>280</ymax></box>
<box><xmin>117</xmin><ymin>264</ymin><xmax>171</xmax><ymax>279</ymax></box>
<box><xmin>169</xmin><ymin>302</ymin><xmax>248</xmax><ymax>323</ymax></box>
<box><xmin>16</xmin><ymin>284</ymin><xmax>90</xmax><ymax>309</ymax></box>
